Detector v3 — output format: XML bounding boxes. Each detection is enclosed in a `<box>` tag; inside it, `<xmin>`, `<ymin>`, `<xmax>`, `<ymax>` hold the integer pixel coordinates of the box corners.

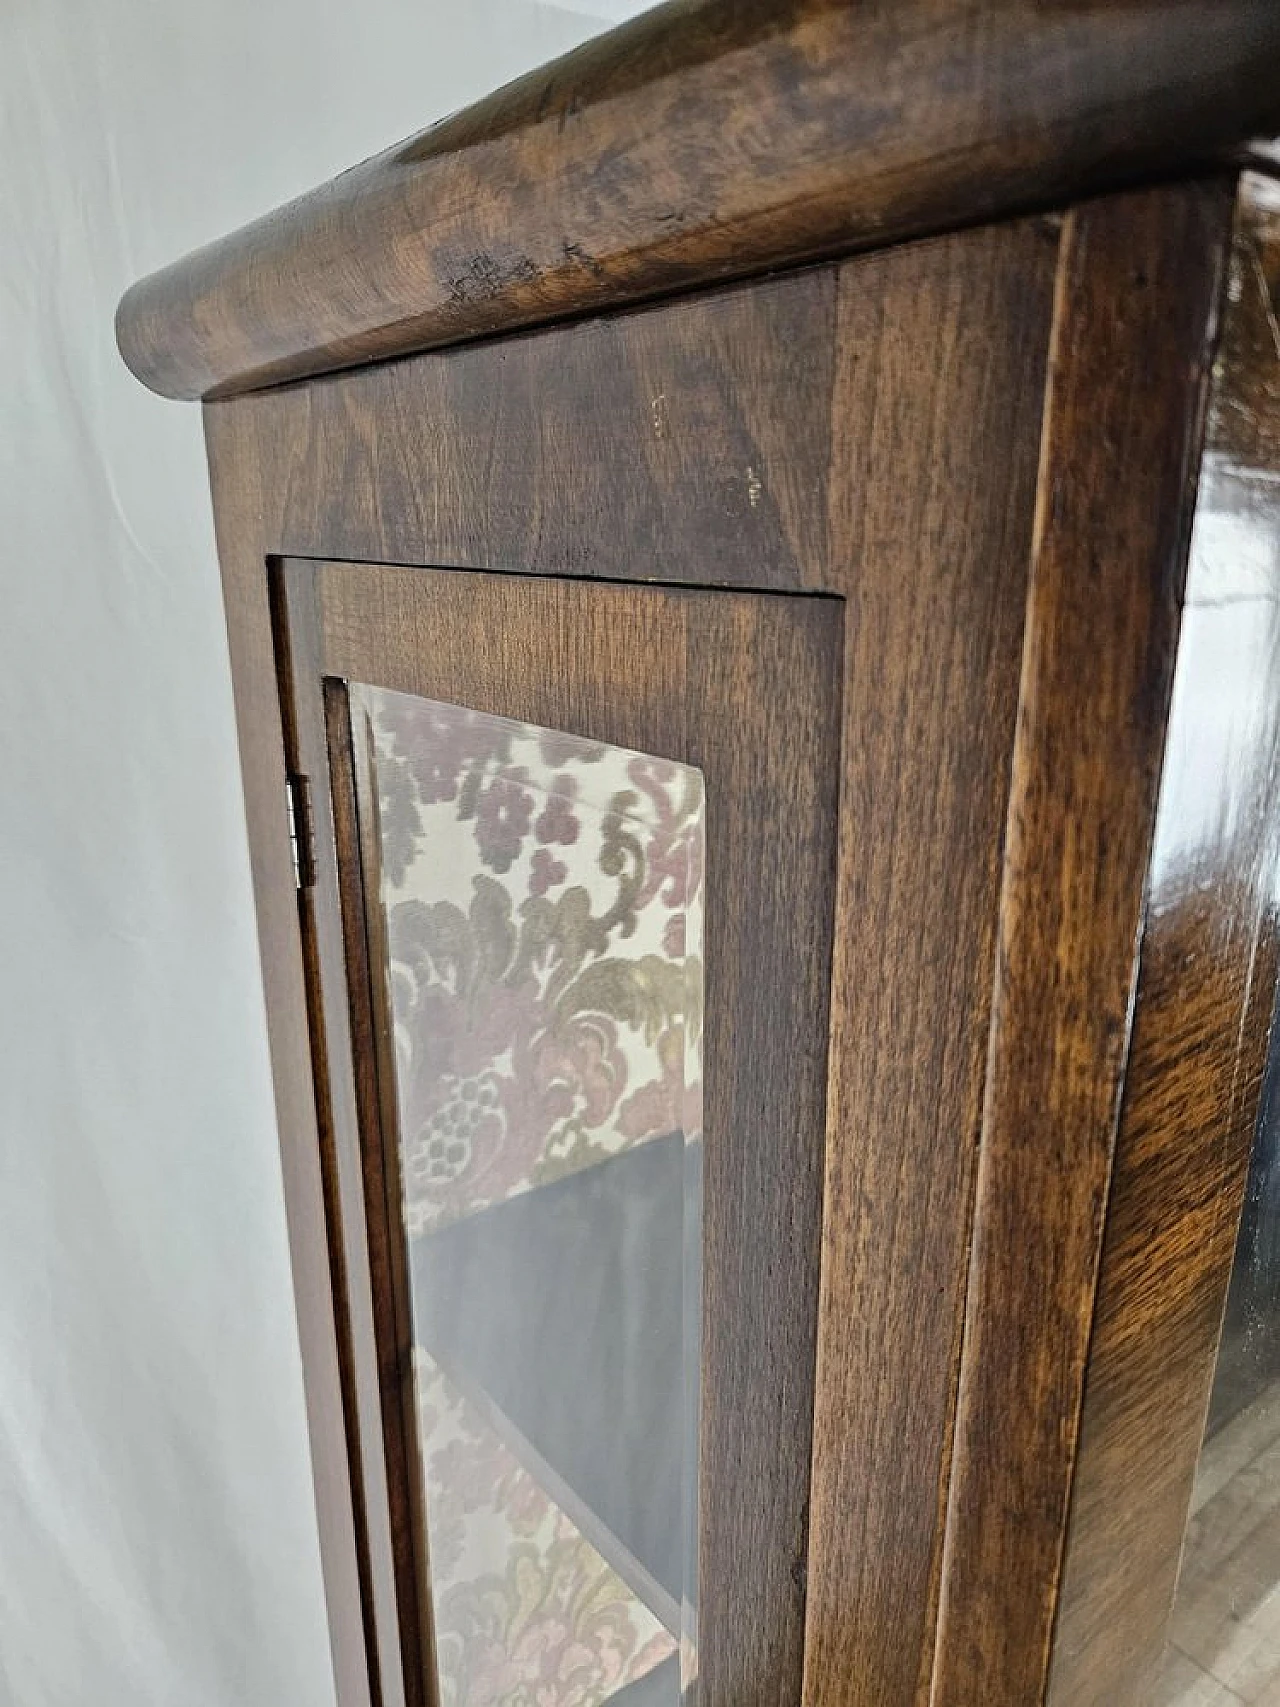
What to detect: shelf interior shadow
<box><xmin>409</xmin><ymin>1131</ymin><xmax>694</xmax><ymax>1634</ymax></box>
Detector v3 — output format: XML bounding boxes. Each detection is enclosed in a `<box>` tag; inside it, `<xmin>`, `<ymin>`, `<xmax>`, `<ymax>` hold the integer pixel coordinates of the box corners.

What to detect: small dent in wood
<box><xmin>561</xmin><ymin>238</ymin><xmax>607</xmax><ymax>281</ymax></box>
<box><xmin>446</xmin><ymin>250</ymin><xmax>540</xmax><ymax>306</ymax></box>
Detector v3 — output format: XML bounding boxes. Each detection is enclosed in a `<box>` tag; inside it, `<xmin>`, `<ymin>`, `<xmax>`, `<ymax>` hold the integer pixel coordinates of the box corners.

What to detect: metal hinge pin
<box><xmin>285</xmin><ymin>772</ymin><xmax>316</xmax><ymax>891</ymax></box>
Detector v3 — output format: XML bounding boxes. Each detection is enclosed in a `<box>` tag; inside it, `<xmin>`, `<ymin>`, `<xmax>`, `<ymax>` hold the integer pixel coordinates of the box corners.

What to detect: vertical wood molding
<box><xmin>202</xmin><ymin>443</ymin><xmax>376</xmax><ymax>1707</ymax></box>
<box><xmin>1048</xmin><ymin>174</ymin><xmax>1280</xmax><ymax>1706</ymax></box>
<box><xmin>274</xmin><ymin>571</ymin><xmax>415</xmax><ymax>1707</ymax></box>
<box><xmin>928</xmin><ymin>181</ymin><xmax>1235</xmax><ymax>1706</ymax></box>
<box><xmin>802</xmin><ymin>219</ymin><xmax>1059</xmax><ymax>1706</ymax></box>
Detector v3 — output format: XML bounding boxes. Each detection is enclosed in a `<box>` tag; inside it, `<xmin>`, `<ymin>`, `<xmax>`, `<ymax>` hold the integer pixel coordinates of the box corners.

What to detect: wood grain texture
<box><xmin>200</xmin><ymin>258</ymin><xmax>845</xmax><ymax>1707</ymax></box>
<box><xmin>117</xmin><ymin>0</ymin><xmax>1280</xmax><ymax>400</ymax></box>
<box><xmin>927</xmin><ymin>182</ymin><xmax>1236</xmax><ymax>1707</ymax></box>
<box><xmin>275</xmin><ymin>569</ymin><xmax>409</xmax><ymax>1707</ymax></box>
<box><xmin>216</xmin><ymin>266</ymin><xmax>839</xmax><ymax>593</ymax></box>
<box><xmin>1048</xmin><ymin>175</ymin><xmax>1280</xmax><ymax>1707</ymax></box>
<box><xmin>199</xmin><ymin>221</ymin><xmax>1062</xmax><ymax>1703</ymax></box>
<box><xmin>200</xmin><ymin>425</ymin><xmax>377</xmax><ymax>1707</ymax></box>
<box><xmin>300</xmin><ymin>558</ymin><xmax>843</xmax><ymax>1705</ymax></box>
<box><xmin>800</xmin><ymin>220</ymin><xmax>1059</xmax><ymax>1706</ymax></box>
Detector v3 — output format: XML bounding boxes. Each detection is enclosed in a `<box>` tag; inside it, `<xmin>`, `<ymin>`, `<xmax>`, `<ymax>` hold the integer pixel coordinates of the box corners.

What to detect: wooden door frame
<box><xmin>274</xmin><ymin>557</ymin><xmax>844</xmax><ymax>1707</ymax></box>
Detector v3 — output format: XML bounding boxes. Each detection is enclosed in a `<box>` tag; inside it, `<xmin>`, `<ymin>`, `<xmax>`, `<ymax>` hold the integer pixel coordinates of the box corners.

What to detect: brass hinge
<box><xmin>285</xmin><ymin>772</ymin><xmax>316</xmax><ymax>891</ymax></box>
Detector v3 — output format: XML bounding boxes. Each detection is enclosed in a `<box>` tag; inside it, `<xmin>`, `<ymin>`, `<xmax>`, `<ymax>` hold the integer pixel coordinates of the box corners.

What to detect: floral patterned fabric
<box><xmin>356</xmin><ymin>688</ymin><xmax>704</xmax><ymax>1706</ymax></box>
<box><xmin>363</xmin><ymin>689</ymin><xmax>704</xmax><ymax>1238</ymax></box>
<box><xmin>415</xmin><ymin>1352</ymin><xmax>678</xmax><ymax>1707</ymax></box>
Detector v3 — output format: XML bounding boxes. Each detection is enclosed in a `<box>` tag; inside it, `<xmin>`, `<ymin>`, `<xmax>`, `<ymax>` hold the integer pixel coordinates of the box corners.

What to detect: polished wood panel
<box><xmin>1048</xmin><ymin>174</ymin><xmax>1280</xmax><ymax>1707</ymax></box>
<box><xmin>928</xmin><ymin>181</ymin><xmax>1235</xmax><ymax>1706</ymax></box>
<box><xmin>200</xmin><ymin>404</ymin><xmax>380</xmax><ymax>1707</ymax></box>
<box><xmin>295</xmin><ymin>558</ymin><xmax>843</xmax><ymax>1706</ymax></box>
<box><xmin>201</xmin><ymin>219</ymin><xmax>1062</xmax><ymax>1704</ymax></box>
<box><xmin>213</xmin><ymin>266</ymin><xmax>839</xmax><ymax>593</ymax></box>
<box><xmin>117</xmin><ymin>0</ymin><xmax>1280</xmax><ymax>399</ymax></box>
<box><xmin>801</xmin><ymin>221</ymin><xmax>1057</xmax><ymax>1706</ymax></box>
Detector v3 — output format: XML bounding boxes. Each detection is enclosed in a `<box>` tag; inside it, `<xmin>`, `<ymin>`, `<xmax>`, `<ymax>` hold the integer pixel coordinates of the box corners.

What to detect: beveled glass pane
<box><xmin>353</xmin><ymin>685</ymin><xmax>704</xmax><ymax>1707</ymax></box>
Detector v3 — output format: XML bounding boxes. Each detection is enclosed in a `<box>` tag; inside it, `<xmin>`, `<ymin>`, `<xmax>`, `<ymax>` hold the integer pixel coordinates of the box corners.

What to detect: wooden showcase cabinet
<box><xmin>117</xmin><ymin>4</ymin><xmax>1280</xmax><ymax>1703</ymax></box>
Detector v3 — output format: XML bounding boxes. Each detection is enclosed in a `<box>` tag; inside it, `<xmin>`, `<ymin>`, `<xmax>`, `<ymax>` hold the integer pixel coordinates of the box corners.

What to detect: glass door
<box><xmin>274</xmin><ymin>559</ymin><xmax>842</xmax><ymax>1707</ymax></box>
<box><xmin>353</xmin><ymin>689</ymin><xmax>704</xmax><ymax>1705</ymax></box>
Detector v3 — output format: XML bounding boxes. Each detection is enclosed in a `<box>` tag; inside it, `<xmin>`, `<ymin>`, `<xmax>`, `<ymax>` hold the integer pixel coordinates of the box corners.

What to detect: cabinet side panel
<box><xmin>802</xmin><ymin>219</ymin><xmax>1060</xmax><ymax>1705</ymax></box>
<box><xmin>201</xmin><ymin>427</ymin><xmax>375</xmax><ymax>1704</ymax></box>
<box><xmin>929</xmin><ymin>181</ymin><xmax>1235</xmax><ymax>1707</ymax></box>
<box><xmin>1048</xmin><ymin>174</ymin><xmax>1280</xmax><ymax>1707</ymax></box>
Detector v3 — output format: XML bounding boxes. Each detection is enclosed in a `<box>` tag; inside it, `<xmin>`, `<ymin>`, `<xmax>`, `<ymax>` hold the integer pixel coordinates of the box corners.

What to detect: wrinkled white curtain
<box><xmin>0</xmin><ymin>3</ymin><xmax>650</xmax><ymax>1702</ymax></box>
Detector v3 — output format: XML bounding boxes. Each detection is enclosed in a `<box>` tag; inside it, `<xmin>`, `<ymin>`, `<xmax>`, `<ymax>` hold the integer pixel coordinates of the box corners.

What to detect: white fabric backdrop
<box><xmin>0</xmin><ymin>2</ymin><xmax>653</xmax><ymax>1702</ymax></box>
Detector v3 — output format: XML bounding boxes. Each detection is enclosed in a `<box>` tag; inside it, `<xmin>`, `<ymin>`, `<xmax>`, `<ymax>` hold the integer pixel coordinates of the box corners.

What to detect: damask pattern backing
<box><xmin>357</xmin><ymin>688</ymin><xmax>704</xmax><ymax>1707</ymax></box>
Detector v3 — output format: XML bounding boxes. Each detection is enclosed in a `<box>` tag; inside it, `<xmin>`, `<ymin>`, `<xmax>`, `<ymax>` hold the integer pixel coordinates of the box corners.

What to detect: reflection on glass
<box><xmin>354</xmin><ymin>686</ymin><xmax>704</xmax><ymax>1707</ymax></box>
<box><xmin>1158</xmin><ymin>1025</ymin><xmax>1280</xmax><ymax>1707</ymax></box>
<box><xmin>1156</xmin><ymin>176</ymin><xmax>1280</xmax><ymax>1707</ymax></box>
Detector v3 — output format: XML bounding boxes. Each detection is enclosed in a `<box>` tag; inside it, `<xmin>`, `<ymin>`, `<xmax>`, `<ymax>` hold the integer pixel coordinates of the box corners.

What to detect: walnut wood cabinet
<box><xmin>118</xmin><ymin>5</ymin><xmax>1280</xmax><ymax>1703</ymax></box>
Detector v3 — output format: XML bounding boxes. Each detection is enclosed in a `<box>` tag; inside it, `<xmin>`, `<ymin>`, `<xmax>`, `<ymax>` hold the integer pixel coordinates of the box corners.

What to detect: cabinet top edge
<box><xmin>117</xmin><ymin>0</ymin><xmax>1280</xmax><ymax>401</ymax></box>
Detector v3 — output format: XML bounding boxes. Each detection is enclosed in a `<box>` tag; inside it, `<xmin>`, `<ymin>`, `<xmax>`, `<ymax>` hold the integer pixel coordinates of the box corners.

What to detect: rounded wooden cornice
<box><xmin>117</xmin><ymin>0</ymin><xmax>1280</xmax><ymax>400</ymax></box>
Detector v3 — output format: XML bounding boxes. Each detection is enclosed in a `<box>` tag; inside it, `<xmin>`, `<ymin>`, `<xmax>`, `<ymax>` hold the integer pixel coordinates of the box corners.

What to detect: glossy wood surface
<box><xmin>1048</xmin><ymin>174</ymin><xmax>1280</xmax><ymax>1707</ymax></box>
<box><xmin>291</xmin><ymin>558</ymin><xmax>843</xmax><ymax>1706</ymax></box>
<box><xmin>927</xmin><ymin>180</ymin><xmax>1234</xmax><ymax>1707</ymax></box>
<box><xmin>117</xmin><ymin>0</ymin><xmax>1280</xmax><ymax>399</ymax></box>
<box><xmin>200</xmin><ymin>218</ymin><xmax>1062</xmax><ymax>1703</ymax></box>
